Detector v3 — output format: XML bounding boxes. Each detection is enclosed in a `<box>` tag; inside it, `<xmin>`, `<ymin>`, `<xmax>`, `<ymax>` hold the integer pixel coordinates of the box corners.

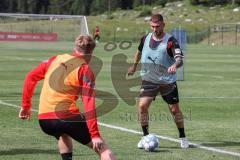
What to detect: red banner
<box><xmin>0</xmin><ymin>32</ymin><xmax>58</xmax><ymax>41</ymax></box>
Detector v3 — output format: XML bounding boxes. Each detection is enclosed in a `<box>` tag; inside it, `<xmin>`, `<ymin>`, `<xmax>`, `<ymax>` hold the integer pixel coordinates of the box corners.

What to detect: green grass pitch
<box><xmin>0</xmin><ymin>41</ymin><xmax>240</xmax><ymax>160</ymax></box>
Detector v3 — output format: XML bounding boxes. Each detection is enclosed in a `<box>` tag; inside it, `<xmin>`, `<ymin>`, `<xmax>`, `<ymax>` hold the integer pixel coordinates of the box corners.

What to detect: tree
<box><xmin>89</xmin><ymin>0</ymin><xmax>101</xmax><ymax>15</ymax></box>
<box><xmin>48</xmin><ymin>0</ymin><xmax>73</xmax><ymax>14</ymax></box>
<box><xmin>90</xmin><ymin>0</ymin><xmax>121</xmax><ymax>15</ymax></box>
<box><xmin>7</xmin><ymin>0</ymin><xmax>18</xmax><ymax>12</ymax></box>
<box><xmin>190</xmin><ymin>0</ymin><xmax>200</xmax><ymax>5</ymax></box>
<box><xmin>133</xmin><ymin>0</ymin><xmax>150</xmax><ymax>7</ymax></box>
<box><xmin>70</xmin><ymin>0</ymin><xmax>94</xmax><ymax>15</ymax></box>
<box><xmin>121</xmin><ymin>0</ymin><xmax>133</xmax><ymax>9</ymax></box>
<box><xmin>154</xmin><ymin>0</ymin><xmax>168</xmax><ymax>7</ymax></box>
<box><xmin>0</xmin><ymin>0</ymin><xmax>8</xmax><ymax>12</ymax></box>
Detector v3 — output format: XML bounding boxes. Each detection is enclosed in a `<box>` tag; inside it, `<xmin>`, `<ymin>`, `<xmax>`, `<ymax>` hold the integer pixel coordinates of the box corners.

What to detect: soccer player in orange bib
<box><xmin>19</xmin><ymin>35</ymin><xmax>116</xmax><ymax>160</ymax></box>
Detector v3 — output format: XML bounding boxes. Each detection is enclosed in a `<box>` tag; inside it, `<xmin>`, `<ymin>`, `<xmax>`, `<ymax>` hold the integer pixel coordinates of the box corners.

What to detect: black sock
<box><xmin>178</xmin><ymin>128</ymin><xmax>186</xmax><ymax>138</ymax></box>
<box><xmin>142</xmin><ymin>125</ymin><xmax>149</xmax><ymax>136</ymax></box>
<box><xmin>61</xmin><ymin>152</ymin><xmax>72</xmax><ymax>160</ymax></box>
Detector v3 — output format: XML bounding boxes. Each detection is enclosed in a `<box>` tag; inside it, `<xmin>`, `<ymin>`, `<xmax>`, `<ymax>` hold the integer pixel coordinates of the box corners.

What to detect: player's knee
<box><xmin>101</xmin><ymin>149</ymin><xmax>115</xmax><ymax>160</ymax></box>
<box><xmin>170</xmin><ymin>104</ymin><xmax>180</xmax><ymax>115</ymax></box>
<box><xmin>139</xmin><ymin>104</ymin><xmax>149</xmax><ymax>112</ymax></box>
<box><xmin>98</xmin><ymin>145</ymin><xmax>116</xmax><ymax>160</ymax></box>
<box><xmin>171</xmin><ymin>109</ymin><xmax>178</xmax><ymax>115</ymax></box>
<box><xmin>101</xmin><ymin>149</ymin><xmax>113</xmax><ymax>159</ymax></box>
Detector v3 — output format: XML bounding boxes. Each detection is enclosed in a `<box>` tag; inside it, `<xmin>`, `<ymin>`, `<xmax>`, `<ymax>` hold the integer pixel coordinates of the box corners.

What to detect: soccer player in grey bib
<box><xmin>128</xmin><ymin>14</ymin><xmax>189</xmax><ymax>149</ymax></box>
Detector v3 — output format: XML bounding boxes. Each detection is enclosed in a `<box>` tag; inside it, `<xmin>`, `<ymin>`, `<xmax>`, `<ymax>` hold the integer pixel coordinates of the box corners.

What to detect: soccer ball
<box><xmin>142</xmin><ymin>134</ymin><xmax>159</xmax><ymax>152</ymax></box>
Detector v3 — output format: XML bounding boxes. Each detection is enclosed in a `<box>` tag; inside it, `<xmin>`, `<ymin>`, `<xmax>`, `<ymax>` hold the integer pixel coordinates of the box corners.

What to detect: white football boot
<box><xmin>180</xmin><ymin>137</ymin><xmax>189</xmax><ymax>149</ymax></box>
<box><xmin>137</xmin><ymin>136</ymin><xmax>146</xmax><ymax>149</ymax></box>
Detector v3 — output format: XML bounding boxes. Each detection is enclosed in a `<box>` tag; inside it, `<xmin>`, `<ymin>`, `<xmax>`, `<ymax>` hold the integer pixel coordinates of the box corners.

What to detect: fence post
<box><xmin>221</xmin><ymin>26</ymin><xmax>224</xmax><ymax>45</ymax></box>
<box><xmin>208</xmin><ymin>26</ymin><xmax>210</xmax><ymax>45</ymax></box>
<box><xmin>195</xmin><ymin>29</ymin><xmax>197</xmax><ymax>43</ymax></box>
<box><xmin>113</xmin><ymin>29</ymin><xmax>116</xmax><ymax>42</ymax></box>
<box><xmin>236</xmin><ymin>24</ymin><xmax>238</xmax><ymax>46</ymax></box>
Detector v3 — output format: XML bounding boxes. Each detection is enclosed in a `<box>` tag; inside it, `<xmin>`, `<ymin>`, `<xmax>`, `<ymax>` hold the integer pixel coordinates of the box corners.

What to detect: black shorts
<box><xmin>140</xmin><ymin>80</ymin><xmax>179</xmax><ymax>104</ymax></box>
<box><xmin>39</xmin><ymin>115</ymin><xmax>91</xmax><ymax>145</ymax></box>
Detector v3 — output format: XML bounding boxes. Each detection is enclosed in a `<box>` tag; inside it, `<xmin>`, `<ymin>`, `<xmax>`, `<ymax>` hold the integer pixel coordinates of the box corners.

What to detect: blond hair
<box><xmin>75</xmin><ymin>35</ymin><xmax>96</xmax><ymax>54</ymax></box>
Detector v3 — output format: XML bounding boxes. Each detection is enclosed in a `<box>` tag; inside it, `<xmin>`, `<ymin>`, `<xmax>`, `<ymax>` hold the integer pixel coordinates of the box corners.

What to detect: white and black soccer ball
<box><xmin>142</xmin><ymin>134</ymin><xmax>159</xmax><ymax>152</ymax></box>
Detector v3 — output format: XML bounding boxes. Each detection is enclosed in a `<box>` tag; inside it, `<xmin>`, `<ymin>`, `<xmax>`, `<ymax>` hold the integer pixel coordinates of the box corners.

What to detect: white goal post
<box><xmin>0</xmin><ymin>13</ymin><xmax>89</xmax><ymax>41</ymax></box>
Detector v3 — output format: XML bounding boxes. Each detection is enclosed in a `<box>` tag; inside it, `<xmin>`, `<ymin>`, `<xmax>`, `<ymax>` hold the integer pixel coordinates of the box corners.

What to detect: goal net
<box><xmin>0</xmin><ymin>13</ymin><xmax>89</xmax><ymax>41</ymax></box>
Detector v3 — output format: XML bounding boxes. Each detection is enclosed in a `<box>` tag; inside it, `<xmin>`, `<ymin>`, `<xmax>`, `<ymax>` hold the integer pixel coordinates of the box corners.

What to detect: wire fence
<box><xmin>187</xmin><ymin>23</ymin><xmax>240</xmax><ymax>46</ymax></box>
<box><xmin>0</xmin><ymin>14</ymin><xmax>239</xmax><ymax>45</ymax></box>
<box><xmin>100</xmin><ymin>23</ymin><xmax>240</xmax><ymax>46</ymax></box>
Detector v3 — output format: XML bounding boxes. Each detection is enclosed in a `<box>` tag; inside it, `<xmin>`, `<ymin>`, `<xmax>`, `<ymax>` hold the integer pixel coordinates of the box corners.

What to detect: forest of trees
<box><xmin>0</xmin><ymin>0</ymin><xmax>239</xmax><ymax>15</ymax></box>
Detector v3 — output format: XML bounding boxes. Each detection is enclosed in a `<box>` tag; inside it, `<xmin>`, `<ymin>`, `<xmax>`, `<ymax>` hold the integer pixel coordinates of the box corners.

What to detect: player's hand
<box><xmin>92</xmin><ymin>137</ymin><xmax>104</xmax><ymax>152</ymax></box>
<box><xmin>167</xmin><ymin>65</ymin><xmax>177</xmax><ymax>74</ymax></box>
<box><xmin>19</xmin><ymin>108</ymin><xmax>31</xmax><ymax>120</ymax></box>
<box><xmin>127</xmin><ymin>65</ymin><xmax>136</xmax><ymax>76</ymax></box>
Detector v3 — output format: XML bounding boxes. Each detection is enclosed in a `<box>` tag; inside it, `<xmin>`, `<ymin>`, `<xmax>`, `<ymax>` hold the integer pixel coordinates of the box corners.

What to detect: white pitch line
<box><xmin>0</xmin><ymin>100</ymin><xmax>240</xmax><ymax>157</ymax></box>
<box><xmin>192</xmin><ymin>73</ymin><xmax>204</xmax><ymax>77</ymax></box>
<box><xmin>98</xmin><ymin>122</ymin><xmax>240</xmax><ymax>157</ymax></box>
<box><xmin>191</xmin><ymin>73</ymin><xmax>224</xmax><ymax>79</ymax></box>
<box><xmin>0</xmin><ymin>100</ymin><xmax>38</xmax><ymax>112</ymax></box>
<box><xmin>182</xmin><ymin>97</ymin><xmax>240</xmax><ymax>99</ymax></box>
<box><xmin>1</xmin><ymin>56</ymin><xmax>44</xmax><ymax>62</ymax></box>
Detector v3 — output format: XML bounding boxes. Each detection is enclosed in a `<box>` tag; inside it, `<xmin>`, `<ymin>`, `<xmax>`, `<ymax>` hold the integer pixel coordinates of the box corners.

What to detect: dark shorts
<box><xmin>140</xmin><ymin>80</ymin><xmax>179</xmax><ymax>104</ymax></box>
<box><xmin>39</xmin><ymin>115</ymin><xmax>91</xmax><ymax>145</ymax></box>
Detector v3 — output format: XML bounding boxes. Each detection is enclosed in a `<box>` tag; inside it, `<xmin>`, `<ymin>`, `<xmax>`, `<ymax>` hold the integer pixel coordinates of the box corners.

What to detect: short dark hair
<box><xmin>150</xmin><ymin>14</ymin><xmax>164</xmax><ymax>23</ymax></box>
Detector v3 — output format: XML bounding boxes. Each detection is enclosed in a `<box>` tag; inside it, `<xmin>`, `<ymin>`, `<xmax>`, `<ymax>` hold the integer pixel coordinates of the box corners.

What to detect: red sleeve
<box><xmin>78</xmin><ymin>64</ymin><xmax>100</xmax><ymax>139</ymax></box>
<box><xmin>21</xmin><ymin>56</ymin><xmax>56</xmax><ymax>110</ymax></box>
<box><xmin>167</xmin><ymin>36</ymin><xmax>184</xmax><ymax>58</ymax></box>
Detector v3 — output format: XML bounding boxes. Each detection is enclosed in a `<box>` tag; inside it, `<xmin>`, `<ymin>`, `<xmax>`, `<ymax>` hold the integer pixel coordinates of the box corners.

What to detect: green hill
<box><xmin>87</xmin><ymin>1</ymin><xmax>240</xmax><ymax>43</ymax></box>
<box><xmin>0</xmin><ymin>1</ymin><xmax>239</xmax><ymax>44</ymax></box>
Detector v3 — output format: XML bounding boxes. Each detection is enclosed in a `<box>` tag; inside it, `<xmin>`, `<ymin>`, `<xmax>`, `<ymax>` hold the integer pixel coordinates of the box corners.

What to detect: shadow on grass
<box><xmin>0</xmin><ymin>148</ymin><xmax>57</xmax><ymax>156</ymax></box>
<box><xmin>153</xmin><ymin>149</ymin><xmax>170</xmax><ymax>153</ymax></box>
<box><xmin>159</xmin><ymin>145</ymin><xmax>182</xmax><ymax>149</ymax></box>
<box><xmin>137</xmin><ymin>149</ymin><xmax>170</xmax><ymax>153</ymax></box>
<box><xmin>200</xmin><ymin>141</ymin><xmax>240</xmax><ymax>147</ymax></box>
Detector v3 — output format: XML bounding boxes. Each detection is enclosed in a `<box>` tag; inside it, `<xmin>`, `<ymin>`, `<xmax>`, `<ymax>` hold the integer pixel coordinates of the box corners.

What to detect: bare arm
<box><xmin>127</xmin><ymin>51</ymin><xmax>141</xmax><ymax>75</ymax></box>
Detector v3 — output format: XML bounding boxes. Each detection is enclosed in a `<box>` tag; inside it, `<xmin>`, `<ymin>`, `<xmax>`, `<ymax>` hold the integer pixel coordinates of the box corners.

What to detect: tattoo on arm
<box><xmin>174</xmin><ymin>57</ymin><xmax>183</xmax><ymax>68</ymax></box>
